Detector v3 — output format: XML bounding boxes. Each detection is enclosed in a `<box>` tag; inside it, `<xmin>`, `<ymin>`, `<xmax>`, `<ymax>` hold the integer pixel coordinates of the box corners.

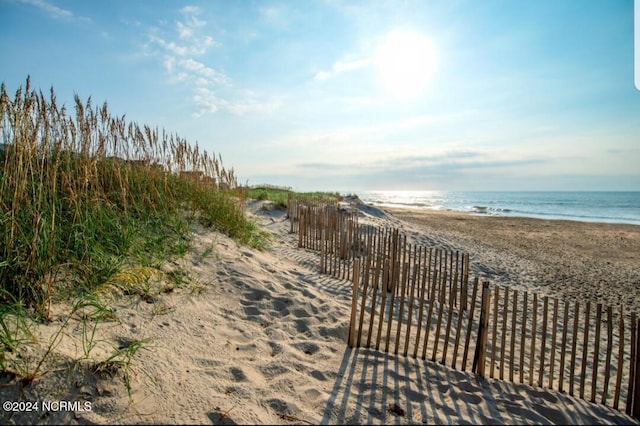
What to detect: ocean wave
<box><xmin>366</xmin><ymin>200</ymin><xmax>433</xmax><ymax>209</ymax></box>
<box><xmin>357</xmin><ymin>191</ymin><xmax>640</xmax><ymax>225</ymax></box>
<box><xmin>470</xmin><ymin>205</ymin><xmax>488</xmax><ymax>214</ymax></box>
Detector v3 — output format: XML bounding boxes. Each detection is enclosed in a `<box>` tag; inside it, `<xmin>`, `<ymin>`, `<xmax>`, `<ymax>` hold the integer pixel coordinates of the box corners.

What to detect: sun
<box><xmin>374</xmin><ymin>30</ymin><xmax>437</xmax><ymax>100</ymax></box>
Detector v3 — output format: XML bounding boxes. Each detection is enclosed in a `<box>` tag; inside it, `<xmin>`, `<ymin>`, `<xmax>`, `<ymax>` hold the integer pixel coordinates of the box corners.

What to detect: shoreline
<box><xmin>363</xmin><ymin>203</ymin><xmax>640</xmax><ymax>226</ymax></box>
<box><xmin>355</xmin><ymin>190</ymin><xmax>640</xmax><ymax>227</ymax></box>
<box><xmin>377</xmin><ymin>206</ymin><xmax>640</xmax><ymax>314</ymax></box>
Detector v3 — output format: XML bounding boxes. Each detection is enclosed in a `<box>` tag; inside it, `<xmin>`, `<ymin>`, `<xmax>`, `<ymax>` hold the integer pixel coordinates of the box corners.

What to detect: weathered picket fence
<box><xmin>348</xmin><ymin>259</ymin><xmax>640</xmax><ymax>417</ymax></box>
<box><xmin>288</xmin><ymin>198</ymin><xmax>640</xmax><ymax>419</ymax></box>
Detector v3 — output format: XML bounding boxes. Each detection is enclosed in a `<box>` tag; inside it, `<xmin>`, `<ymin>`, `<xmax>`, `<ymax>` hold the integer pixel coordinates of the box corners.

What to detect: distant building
<box><xmin>179</xmin><ymin>170</ymin><xmax>204</xmax><ymax>181</ymax></box>
<box><xmin>105</xmin><ymin>156</ymin><xmax>165</xmax><ymax>172</ymax></box>
<box><xmin>202</xmin><ymin>176</ymin><xmax>217</xmax><ymax>187</ymax></box>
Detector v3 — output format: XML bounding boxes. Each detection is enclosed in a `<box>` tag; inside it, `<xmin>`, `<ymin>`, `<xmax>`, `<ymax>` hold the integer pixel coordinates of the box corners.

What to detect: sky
<box><xmin>1</xmin><ymin>0</ymin><xmax>639</xmax><ymax>192</ymax></box>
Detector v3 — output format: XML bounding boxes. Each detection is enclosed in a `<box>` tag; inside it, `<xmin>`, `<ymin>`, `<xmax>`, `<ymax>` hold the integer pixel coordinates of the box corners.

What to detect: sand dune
<box><xmin>1</xmin><ymin>200</ymin><xmax>637</xmax><ymax>425</ymax></box>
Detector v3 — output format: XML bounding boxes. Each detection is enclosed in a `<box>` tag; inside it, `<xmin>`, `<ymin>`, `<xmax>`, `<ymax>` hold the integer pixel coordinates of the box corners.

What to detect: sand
<box><xmin>1</xmin><ymin>199</ymin><xmax>638</xmax><ymax>425</ymax></box>
<box><xmin>383</xmin><ymin>208</ymin><xmax>640</xmax><ymax>314</ymax></box>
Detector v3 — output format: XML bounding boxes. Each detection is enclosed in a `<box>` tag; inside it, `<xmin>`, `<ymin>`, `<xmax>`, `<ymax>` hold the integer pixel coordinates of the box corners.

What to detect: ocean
<box><xmin>356</xmin><ymin>191</ymin><xmax>640</xmax><ymax>225</ymax></box>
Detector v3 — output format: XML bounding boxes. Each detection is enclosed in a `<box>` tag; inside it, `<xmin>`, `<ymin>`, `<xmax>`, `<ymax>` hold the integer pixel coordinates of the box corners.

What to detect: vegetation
<box><xmin>0</xmin><ymin>77</ymin><xmax>266</xmax><ymax>387</ymax></box>
<box><xmin>248</xmin><ymin>185</ymin><xmax>341</xmax><ymax>209</ymax></box>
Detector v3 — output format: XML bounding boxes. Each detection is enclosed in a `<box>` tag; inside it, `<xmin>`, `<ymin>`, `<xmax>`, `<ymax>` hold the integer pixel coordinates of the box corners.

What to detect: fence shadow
<box><xmin>321</xmin><ymin>347</ymin><xmax>637</xmax><ymax>425</ymax></box>
<box><xmin>320</xmin><ymin>346</ymin><xmax>492</xmax><ymax>425</ymax></box>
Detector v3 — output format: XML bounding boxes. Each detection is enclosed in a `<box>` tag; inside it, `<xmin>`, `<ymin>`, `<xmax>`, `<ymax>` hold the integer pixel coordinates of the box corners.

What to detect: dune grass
<box><xmin>0</xmin><ymin>76</ymin><xmax>264</xmax><ymax>320</ymax></box>
<box><xmin>248</xmin><ymin>186</ymin><xmax>341</xmax><ymax>209</ymax></box>
<box><xmin>0</xmin><ymin>77</ymin><xmax>273</xmax><ymax>388</ymax></box>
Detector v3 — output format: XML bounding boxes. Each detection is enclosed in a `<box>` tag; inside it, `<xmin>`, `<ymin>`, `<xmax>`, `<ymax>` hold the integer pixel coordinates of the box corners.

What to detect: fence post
<box><xmin>628</xmin><ymin>314</ymin><xmax>639</xmax><ymax>418</ymax></box>
<box><xmin>614</xmin><ymin>306</ymin><xmax>624</xmax><ymax>409</ymax></box>
<box><xmin>633</xmin><ymin>317</ymin><xmax>640</xmax><ymax>420</ymax></box>
<box><xmin>462</xmin><ymin>277</ymin><xmax>480</xmax><ymax>372</ymax></box>
<box><xmin>473</xmin><ymin>281</ymin><xmax>491</xmax><ymax>378</ymax></box>
<box><xmin>348</xmin><ymin>259</ymin><xmax>361</xmax><ymax>348</ymax></box>
<box><xmin>627</xmin><ymin>312</ymin><xmax>637</xmax><ymax>415</ymax></box>
<box><xmin>320</xmin><ymin>229</ymin><xmax>326</xmax><ymax>273</ymax></box>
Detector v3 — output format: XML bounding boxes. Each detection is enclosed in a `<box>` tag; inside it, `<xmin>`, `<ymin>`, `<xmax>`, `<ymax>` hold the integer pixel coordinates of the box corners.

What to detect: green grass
<box><xmin>0</xmin><ymin>77</ymin><xmax>267</xmax><ymax>317</ymax></box>
<box><xmin>248</xmin><ymin>186</ymin><xmax>341</xmax><ymax>208</ymax></box>
<box><xmin>0</xmin><ymin>77</ymin><xmax>268</xmax><ymax>385</ymax></box>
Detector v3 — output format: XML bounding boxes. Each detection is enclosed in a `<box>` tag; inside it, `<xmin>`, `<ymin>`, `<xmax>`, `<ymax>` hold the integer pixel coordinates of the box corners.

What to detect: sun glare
<box><xmin>374</xmin><ymin>30</ymin><xmax>437</xmax><ymax>100</ymax></box>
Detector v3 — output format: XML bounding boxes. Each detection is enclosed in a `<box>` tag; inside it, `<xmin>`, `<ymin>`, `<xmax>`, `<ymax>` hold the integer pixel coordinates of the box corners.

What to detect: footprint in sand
<box><xmin>242</xmin><ymin>306</ymin><xmax>262</xmax><ymax>317</ymax></box>
<box><xmin>318</xmin><ymin>323</ymin><xmax>349</xmax><ymax>340</ymax></box>
<box><xmin>259</xmin><ymin>362</ymin><xmax>291</xmax><ymax>377</ymax></box>
<box><xmin>300</xmin><ymin>288</ymin><xmax>317</xmax><ymax>300</ymax></box>
<box><xmin>292</xmin><ymin>341</ymin><xmax>320</xmax><ymax>355</ymax></box>
<box><xmin>268</xmin><ymin>341</ymin><xmax>283</xmax><ymax>356</ymax></box>
<box><xmin>265</xmin><ymin>398</ymin><xmax>300</xmax><ymax>416</ymax></box>
<box><xmin>237</xmin><ymin>289</ymin><xmax>268</xmax><ymax>305</ymax></box>
<box><xmin>303</xmin><ymin>388</ymin><xmax>323</xmax><ymax>401</ymax></box>
<box><xmin>292</xmin><ymin>308</ymin><xmax>311</xmax><ymax>318</ymax></box>
<box><xmin>271</xmin><ymin>297</ymin><xmax>291</xmax><ymax>314</ymax></box>
<box><xmin>230</xmin><ymin>367</ymin><xmax>247</xmax><ymax>382</ymax></box>
<box><xmin>294</xmin><ymin>319</ymin><xmax>311</xmax><ymax>333</ymax></box>
<box><xmin>310</xmin><ymin>370</ymin><xmax>327</xmax><ymax>381</ymax></box>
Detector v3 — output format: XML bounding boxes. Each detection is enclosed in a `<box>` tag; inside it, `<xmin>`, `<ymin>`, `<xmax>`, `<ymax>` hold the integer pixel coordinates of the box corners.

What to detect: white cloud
<box><xmin>224</xmin><ymin>97</ymin><xmax>282</xmax><ymax>115</ymax></box>
<box><xmin>171</xmin><ymin>72</ymin><xmax>189</xmax><ymax>83</ymax></box>
<box><xmin>176</xmin><ymin>6</ymin><xmax>206</xmax><ymax>40</ymax></box>
<box><xmin>180</xmin><ymin>58</ymin><xmax>230</xmax><ymax>86</ymax></box>
<box><xmin>180</xmin><ymin>5</ymin><xmax>201</xmax><ymax>15</ymax></box>
<box><xmin>192</xmin><ymin>87</ymin><xmax>220</xmax><ymax>115</ymax></box>
<box><xmin>333</xmin><ymin>58</ymin><xmax>372</xmax><ymax>73</ymax></box>
<box><xmin>148</xmin><ymin>5</ymin><xmax>217</xmax><ymax>58</ymax></box>
<box><xmin>145</xmin><ymin>4</ymin><xmax>279</xmax><ymax>117</ymax></box>
<box><xmin>148</xmin><ymin>6</ymin><xmax>227</xmax><ymax>90</ymax></box>
<box><xmin>191</xmin><ymin>88</ymin><xmax>281</xmax><ymax>117</ymax></box>
<box><xmin>163</xmin><ymin>57</ymin><xmax>175</xmax><ymax>73</ymax></box>
<box><xmin>20</xmin><ymin>0</ymin><xmax>73</xmax><ymax>19</ymax></box>
<box><xmin>176</xmin><ymin>22</ymin><xmax>195</xmax><ymax>39</ymax></box>
<box><xmin>149</xmin><ymin>34</ymin><xmax>216</xmax><ymax>57</ymax></box>
<box><xmin>20</xmin><ymin>0</ymin><xmax>91</xmax><ymax>22</ymax></box>
<box><xmin>270</xmin><ymin>112</ymin><xmax>454</xmax><ymax>149</ymax></box>
<box><xmin>314</xmin><ymin>71</ymin><xmax>332</xmax><ymax>81</ymax></box>
<box><xmin>314</xmin><ymin>57</ymin><xmax>373</xmax><ymax>81</ymax></box>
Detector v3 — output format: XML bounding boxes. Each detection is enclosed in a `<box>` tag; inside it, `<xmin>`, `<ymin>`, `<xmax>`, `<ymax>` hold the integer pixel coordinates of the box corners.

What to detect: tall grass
<box><xmin>0</xmin><ymin>77</ymin><xmax>260</xmax><ymax>317</ymax></box>
<box><xmin>248</xmin><ymin>186</ymin><xmax>341</xmax><ymax>208</ymax></box>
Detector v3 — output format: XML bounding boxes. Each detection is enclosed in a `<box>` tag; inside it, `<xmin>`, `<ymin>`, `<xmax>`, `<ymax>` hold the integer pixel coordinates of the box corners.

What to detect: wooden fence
<box><xmin>286</xmin><ymin>194</ymin><xmax>342</xmax><ymax>235</ymax></box>
<box><xmin>289</xmin><ymin>200</ymin><xmax>640</xmax><ymax>419</ymax></box>
<box><xmin>348</xmin><ymin>260</ymin><xmax>640</xmax><ymax>417</ymax></box>
<box><xmin>292</xmin><ymin>199</ymin><xmax>469</xmax><ymax>296</ymax></box>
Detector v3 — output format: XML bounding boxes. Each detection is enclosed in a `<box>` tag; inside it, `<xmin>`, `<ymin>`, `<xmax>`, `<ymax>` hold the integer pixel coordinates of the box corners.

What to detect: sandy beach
<box><xmin>1</xmin><ymin>199</ymin><xmax>638</xmax><ymax>425</ymax></box>
<box><xmin>383</xmin><ymin>207</ymin><xmax>640</xmax><ymax>314</ymax></box>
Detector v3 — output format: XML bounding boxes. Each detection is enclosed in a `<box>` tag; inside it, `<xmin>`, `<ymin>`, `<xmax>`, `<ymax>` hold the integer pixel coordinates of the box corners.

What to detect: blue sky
<box><xmin>1</xmin><ymin>0</ymin><xmax>639</xmax><ymax>192</ymax></box>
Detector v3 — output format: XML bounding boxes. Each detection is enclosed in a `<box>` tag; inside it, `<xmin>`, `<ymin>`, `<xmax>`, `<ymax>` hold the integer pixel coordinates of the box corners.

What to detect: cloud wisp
<box><xmin>297</xmin><ymin>150</ymin><xmax>548</xmax><ymax>175</ymax></box>
<box><xmin>314</xmin><ymin>58</ymin><xmax>373</xmax><ymax>81</ymax></box>
<box><xmin>19</xmin><ymin>0</ymin><xmax>91</xmax><ymax>23</ymax></box>
<box><xmin>147</xmin><ymin>5</ymin><xmax>279</xmax><ymax>117</ymax></box>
